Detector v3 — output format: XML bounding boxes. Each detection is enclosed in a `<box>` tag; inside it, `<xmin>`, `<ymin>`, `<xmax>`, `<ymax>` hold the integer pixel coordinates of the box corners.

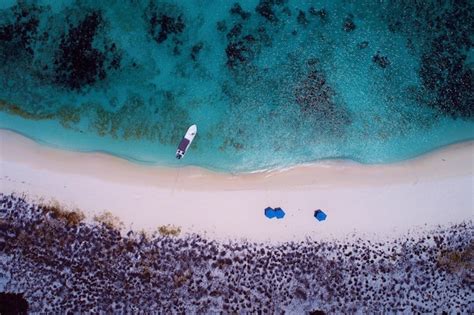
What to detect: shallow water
<box><xmin>0</xmin><ymin>0</ymin><xmax>473</xmax><ymax>172</ymax></box>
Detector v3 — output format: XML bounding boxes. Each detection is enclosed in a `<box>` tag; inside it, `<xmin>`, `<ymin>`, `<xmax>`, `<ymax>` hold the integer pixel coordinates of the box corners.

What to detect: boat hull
<box><xmin>176</xmin><ymin>125</ymin><xmax>197</xmax><ymax>159</ymax></box>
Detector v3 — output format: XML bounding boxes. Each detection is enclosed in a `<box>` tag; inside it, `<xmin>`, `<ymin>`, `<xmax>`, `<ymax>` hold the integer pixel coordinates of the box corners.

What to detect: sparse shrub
<box><xmin>437</xmin><ymin>243</ymin><xmax>474</xmax><ymax>273</ymax></box>
<box><xmin>141</xmin><ymin>266</ymin><xmax>152</xmax><ymax>282</ymax></box>
<box><xmin>158</xmin><ymin>224</ymin><xmax>181</xmax><ymax>237</ymax></box>
<box><xmin>173</xmin><ymin>269</ymin><xmax>192</xmax><ymax>287</ymax></box>
<box><xmin>40</xmin><ymin>200</ymin><xmax>84</xmax><ymax>226</ymax></box>
<box><xmin>139</xmin><ymin>229</ymin><xmax>150</xmax><ymax>241</ymax></box>
<box><xmin>93</xmin><ymin>211</ymin><xmax>123</xmax><ymax>230</ymax></box>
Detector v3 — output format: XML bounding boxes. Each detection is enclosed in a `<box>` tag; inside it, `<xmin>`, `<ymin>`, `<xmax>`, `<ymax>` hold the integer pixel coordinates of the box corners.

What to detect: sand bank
<box><xmin>0</xmin><ymin>129</ymin><xmax>472</xmax><ymax>242</ymax></box>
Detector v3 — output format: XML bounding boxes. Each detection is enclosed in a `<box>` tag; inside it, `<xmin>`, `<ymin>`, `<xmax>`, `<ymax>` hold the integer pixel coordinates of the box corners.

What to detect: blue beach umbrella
<box><xmin>314</xmin><ymin>209</ymin><xmax>327</xmax><ymax>221</ymax></box>
<box><xmin>273</xmin><ymin>207</ymin><xmax>286</xmax><ymax>219</ymax></box>
<box><xmin>264</xmin><ymin>207</ymin><xmax>286</xmax><ymax>219</ymax></box>
<box><xmin>264</xmin><ymin>207</ymin><xmax>275</xmax><ymax>219</ymax></box>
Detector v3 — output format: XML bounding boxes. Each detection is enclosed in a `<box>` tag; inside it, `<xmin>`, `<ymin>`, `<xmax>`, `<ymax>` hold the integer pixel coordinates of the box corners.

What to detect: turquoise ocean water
<box><xmin>0</xmin><ymin>0</ymin><xmax>472</xmax><ymax>172</ymax></box>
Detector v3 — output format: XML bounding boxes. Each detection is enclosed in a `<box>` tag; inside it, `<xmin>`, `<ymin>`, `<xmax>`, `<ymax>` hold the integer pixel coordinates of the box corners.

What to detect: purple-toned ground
<box><xmin>0</xmin><ymin>193</ymin><xmax>472</xmax><ymax>313</ymax></box>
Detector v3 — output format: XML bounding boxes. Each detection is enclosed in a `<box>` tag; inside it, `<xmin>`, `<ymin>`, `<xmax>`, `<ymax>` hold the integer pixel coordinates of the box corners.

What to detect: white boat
<box><xmin>176</xmin><ymin>124</ymin><xmax>197</xmax><ymax>159</ymax></box>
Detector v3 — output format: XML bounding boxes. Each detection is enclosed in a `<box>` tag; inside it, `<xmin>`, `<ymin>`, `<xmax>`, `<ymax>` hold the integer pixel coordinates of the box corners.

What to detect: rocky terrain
<box><xmin>0</xmin><ymin>193</ymin><xmax>472</xmax><ymax>313</ymax></box>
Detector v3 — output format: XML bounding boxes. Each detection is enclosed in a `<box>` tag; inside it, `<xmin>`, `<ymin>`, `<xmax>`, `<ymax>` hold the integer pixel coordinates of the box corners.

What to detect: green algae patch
<box><xmin>0</xmin><ymin>99</ymin><xmax>54</xmax><ymax>121</ymax></box>
<box><xmin>57</xmin><ymin>105</ymin><xmax>81</xmax><ymax>128</ymax></box>
<box><xmin>0</xmin><ymin>99</ymin><xmax>82</xmax><ymax>129</ymax></box>
<box><xmin>0</xmin><ymin>94</ymin><xmax>191</xmax><ymax>145</ymax></box>
<box><xmin>83</xmin><ymin>94</ymin><xmax>191</xmax><ymax>144</ymax></box>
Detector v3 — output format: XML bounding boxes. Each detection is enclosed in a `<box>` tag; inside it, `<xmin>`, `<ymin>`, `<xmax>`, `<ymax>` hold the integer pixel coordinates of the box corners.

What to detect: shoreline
<box><xmin>2</xmin><ymin>125</ymin><xmax>473</xmax><ymax>175</ymax></box>
<box><xmin>1</xmin><ymin>129</ymin><xmax>473</xmax><ymax>242</ymax></box>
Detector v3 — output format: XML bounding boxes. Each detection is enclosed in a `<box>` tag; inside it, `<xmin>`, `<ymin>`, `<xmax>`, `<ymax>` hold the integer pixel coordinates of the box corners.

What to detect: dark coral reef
<box><xmin>0</xmin><ymin>194</ymin><xmax>472</xmax><ymax>313</ymax></box>
<box><xmin>387</xmin><ymin>0</ymin><xmax>474</xmax><ymax>119</ymax></box>
<box><xmin>293</xmin><ymin>60</ymin><xmax>351</xmax><ymax>134</ymax></box>
<box><xmin>54</xmin><ymin>11</ymin><xmax>120</xmax><ymax>90</ymax></box>
<box><xmin>0</xmin><ymin>1</ymin><xmax>473</xmax><ymax>171</ymax></box>
<box><xmin>0</xmin><ymin>3</ymin><xmax>42</xmax><ymax>57</ymax></box>
<box><xmin>146</xmin><ymin>5</ymin><xmax>185</xmax><ymax>45</ymax></box>
<box><xmin>0</xmin><ymin>2</ymin><xmax>122</xmax><ymax>92</ymax></box>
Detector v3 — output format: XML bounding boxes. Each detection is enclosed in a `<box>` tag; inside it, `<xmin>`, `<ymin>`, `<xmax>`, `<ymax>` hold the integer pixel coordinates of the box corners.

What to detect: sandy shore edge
<box><xmin>1</xmin><ymin>129</ymin><xmax>473</xmax><ymax>242</ymax></box>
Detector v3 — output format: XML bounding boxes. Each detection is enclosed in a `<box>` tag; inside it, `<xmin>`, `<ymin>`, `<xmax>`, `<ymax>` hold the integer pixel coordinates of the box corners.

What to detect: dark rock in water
<box><xmin>255</xmin><ymin>0</ymin><xmax>278</xmax><ymax>23</ymax></box>
<box><xmin>308</xmin><ymin>7</ymin><xmax>327</xmax><ymax>21</ymax></box>
<box><xmin>257</xmin><ymin>26</ymin><xmax>272</xmax><ymax>46</ymax></box>
<box><xmin>421</xmin><ymin>49</ymin><xmax>474</xmax><ymax>118</ymax></box>
<box><xmin>343</xmin><ymin>14</ymin><xmax>356</xmax><ymax>32</ymax></box>
<box><xmin>190</xmin><ymin>42</ymin><xmax>203</xmax><ymax>61</ymax></box>
<box><xmin>294</xmin><ymin>67</ymin><xmax>335</xmax><ymax>115</ymax></box>
<box><xmin>0</xmin><ymin>292</ymin><xmax>29</xmax><ymax>314</ymax></box>
<box><xmin>386</xmin><ymin>0</ymin><xmax>473</xmax><ymax>118</ymax></box>
<box><xmin>418</xmin><ymin>27</ymin><xmax>474</xmax><ymax>118</ymax></box>
<box><xmin>308</xmin><ymin>6</ymin><xmax>317</xmax><ymax>16</ymax></box>
<box><xmin>226</xmin><ymin>23</ymin><xmax>242</xmax><ymax>40</ymax></box>
<box><xmin>307</xmin><ymin>57</ymin><xmax>319</xmax><ymax>66</ymax></box>
<box><xmin>0</xmin><ymin>24</ymin><xmax>14</xmax><ymax>41</ymax></box>
<box><xmin>297</xmin><ymin>10</ymin><xmax>309</xmax><ymax>26</ymax></box>
<box><xmin>357</xmin><ymin>41</ymin><xmax>369</xmax><ymax>49</ymax></box>
<box><xmin>319</xmin><ymin>9</ymin><xmax>328</xmax><ymax>20</ymax></box>
<box><xmin>216</xmin><ymin>20</ymin><xmax>227</xmax><ymax>32</ymax></box>
<box><xmin>388</xmin><ymin>21</ymin><xmax>402</xmax><ymax>33</ymax></box>
<box><xmin>372</xmin><ymin>51</ymin><xmax>390</xmax><ymax>68</ymax></box>
<box><xmin>230</xmin><ymin>3</ymin><xmax>251</xmax><ymax>20</ymax></box>
<box><xmin>107</xmin><ymin>43</ymin><xmax>121</xmax><ymax>70</ymax></box>
<box><xmin>0</xmin><ymin>4</ymin><xmax>42</xmax><ymax>56</ymax></box>
<box><xmin>149</xmin><ymin>13</ymin><xmax>185</xmax><ymax>44</ymax></box>
<box><xmin>243</xmin><ymin>34</ymin><xmax>255</xmax><ymax>42</ymax></box>
<box><xmin>282</xmin><ymin>7</ymin><xmax>291</xmax><ymax>16</ymax></box>
<box><xmin>296</xmin><ymin>70</ymin><xmax>329</xmax><ymax>105</ymax></box>
<box><xmin>293</xmin><ymin>64</ymin><xmax>351</xmax><ymax>132</ymax></box>
<box><xmin>172</xmin><ymin>38</ymin><xmax>183</xmax><ymax>56</ymax></box>
<box><xmin>225</xmin><ymin>40</ymin><xmax>251</xmax><ymax>69</ymax></box>
<box><xmin>54</xmin><ymin>11</ymin><xmax>109</xmax><ymax>90</ymax></box>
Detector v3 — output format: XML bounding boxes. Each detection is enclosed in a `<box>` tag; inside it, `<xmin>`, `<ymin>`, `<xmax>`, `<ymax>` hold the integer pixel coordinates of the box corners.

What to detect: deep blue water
<box><xmin>0</xmin><ymin>0</ymin><xmax>473</xmax><ymax>172</ymax></box>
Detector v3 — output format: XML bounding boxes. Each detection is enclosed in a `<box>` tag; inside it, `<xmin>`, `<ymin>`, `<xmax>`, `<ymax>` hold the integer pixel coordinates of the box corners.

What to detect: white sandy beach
<box><xmin>0</xmin><ymin>129</ymin><xmax>473</xmax><ymax>242</ymax></box>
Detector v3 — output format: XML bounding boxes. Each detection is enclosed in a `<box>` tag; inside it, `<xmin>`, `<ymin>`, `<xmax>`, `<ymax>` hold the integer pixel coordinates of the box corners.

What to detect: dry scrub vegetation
<box><xmin>1</xmin><ymin>194</ymin><xmax>473</xmax><ymax>313</ymax></box>
<box><xmin>437</xmin><ymin>242</ymin><xmax>474</xmax><ymax>274</ymax></box>
<box><xmin>158</xmin><ymin>224</ymin><xmax>181</xmax><ymax>236</ymax></box>
<box><xmin>93</xmin><ymin>211</ymin><xmax>123</xmax><ymax>229</ymax></box>
<box><xmin>39</xmin><ymin>200</ymin><xmax>85</xmax><ymax>226</ymax></box>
